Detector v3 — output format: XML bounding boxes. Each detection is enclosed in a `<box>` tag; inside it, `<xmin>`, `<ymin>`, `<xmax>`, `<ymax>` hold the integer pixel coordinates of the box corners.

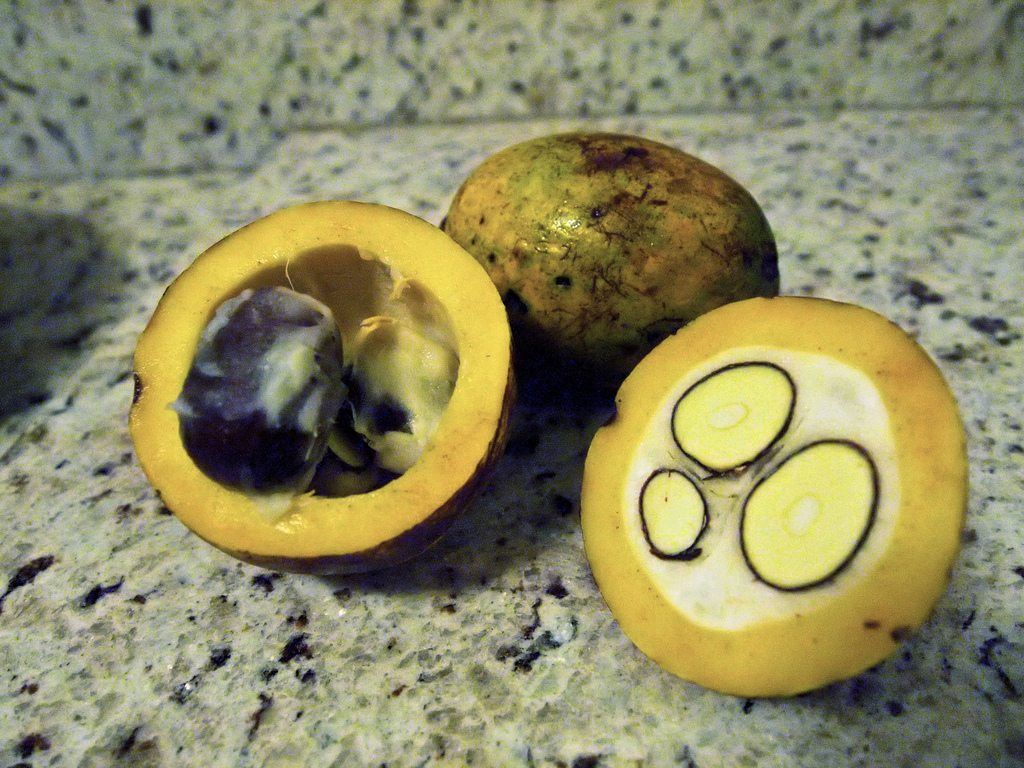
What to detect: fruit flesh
<box><xmin>582</xmin><ymin>297</ymin><xmax>966</xmax><ymax>696</ymax></box>
<box><xmin>174</xmin><ymin>263</ymin><xmax>459</xmax><ymax>508</ymax></box>
<box><xmin>625</xmin><ymin>345</ymin><xmax>901</xmax><ymax>630</ymax></box>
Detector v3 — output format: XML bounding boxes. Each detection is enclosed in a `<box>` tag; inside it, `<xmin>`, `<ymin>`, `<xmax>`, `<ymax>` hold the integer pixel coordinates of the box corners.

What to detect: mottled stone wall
<box><xmin>2</xmin><ymin>0</ymin><xmax>1022</xmax><ymax>180</ymax></box>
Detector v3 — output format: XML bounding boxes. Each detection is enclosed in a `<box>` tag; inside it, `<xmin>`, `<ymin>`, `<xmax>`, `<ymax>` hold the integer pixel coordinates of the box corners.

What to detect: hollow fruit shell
<box><xmin>581</xmin><ymin>296</ymin><xmax>967</xmax><ymax>696</ymax></box>
<box><xmin>130</xmin><ymin>201</ymin><xmax>514</xmax><ymax>574</ymax></box>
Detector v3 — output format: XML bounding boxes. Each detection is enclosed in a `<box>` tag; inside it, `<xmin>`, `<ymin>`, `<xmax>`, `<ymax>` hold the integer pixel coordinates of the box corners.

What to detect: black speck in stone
<box><xmin>962</xmin><ymin>609</ymin><xmax>976</xmax><ymax>630</ymax></box>
<box><xmin>545</xmin><ymin>578</ymin><xmax>568</xmax><ymax>599</ymax></box>
<box><xmin>620</xmin><ymin>11</ymin><xmax>634</xmax><ymax>24</ymax></box>
<box><xmin>135</xmin><ymin>4</ymin><xmax>153</xmax><ymax>36</ymax></box>
<box><xmin>513</xmin><ymin>649</ymin><xmax>541</xmax><ymax>673</ymax></box>
<box><xmin>885</xmin><ymin>700</ymin><xmax>904</xmax><ymax>716</ymax></box>
<box><xmin>768</xmin><ymin>36</ymin><xmax>788</xmax><ymax>54</ymax></box>
<box><xmin>247</xmin><ymin>693</ymin><xmax>273</xmax><ymax>741</ymax></box>
<box><xmin>203</xmin><ymin>115</ymin><xmax>220</xmax><ymax>135</ymax></box>
<box><xmin>93</xmin><ymin>462</ymin><xmax>117</xmax><ymax>477</ymax></box>
<box><xmin>251</xmin><ymin>572</ymin><xmax>280</xmax><ymax>594</ymax></box>
<box><xmin>171</xmin><ymin>673</ymin><xmax>201</xmax><ymax>704</ymax></box>
<box><xmin>854</xmin><ymin>270</ymin><xmax>875</xmax><ymax>281</ymax></box>
<box><xmin>20</xmin><ymin>133</ymin><xmax>37</xmax><ymax>155</ymax></box>
<box><xmin>573</xmin><ymin>756</ymin><xmax>602</xmax><ymax>768</ymax></box>
<box><xmin>16</xmin><ymin>732</ymin><xmax>50</xmax><ymax>758</ymax></box>
<box><xmin>978</xmin><ymin>630</ymin><xmax>1007</xmax><ymax>668</ymax></box>
<box><xmin>554</xmin><ymin>275</ymin><xmax>572</xmax><ymax>288</ymax></box>
<box><xmin>297</xmin><ymin>668</ymin><xmax>316</xmax><ymax>684</ymax></box>
<box><xmin>0</xmin><ymin>555</ymin><xmax>56</xmax><ymax>614</ymax></box>
<box><xmin>859</xmin><ymin>17</ymin><xmax>898</xmax><ymax>44</ymax></box>
<box><xmin>1013</xmin><ymin>566</ymin><xmax>1024</xmax><ymax>579</ymax></box>
<box><xmin>40</xmin><ymin>118</ymin><xmax>78</xmax><ymax>161</ymax></box>
<box><xmin>209</xmin><ymin>646</ymin><xmax>232</xmax><ymax>669</ymax></box>
<box><xmin>115</xmin><ymin>726</ymin><xmax>144</xmax><ymax>759</ymax></box>
<box><xmin>968</xmin><ymin>315</ymin><xmax>1019</xmax><ymax>345</ymax></box>
<box><xmin>899</xmin><ymin>278</ymin><xmax>944</xmax><ymax>308</ymax></box>
<box><xmin>280</xmin><ymin>633</ymin><xmax>313</xmax><ymax>663</ymax></box>
<box><xmin>938</xmin><ymin>344</ymin><xmax>967</xmax><ymax>362</ymax></box>
<box><xmin>259</xmin><ymin>666</ymin><xmax>278</xmax><ymax>682</ymax></box>
<box><xmin>742</xmin><ymin>698</ymin><xmax>755</xmax><ymax>713</ymax></box>
<box><xmin>78</xmin><ymin>578</ymin><xmax>124</xmax><ymax>608</ymax></box>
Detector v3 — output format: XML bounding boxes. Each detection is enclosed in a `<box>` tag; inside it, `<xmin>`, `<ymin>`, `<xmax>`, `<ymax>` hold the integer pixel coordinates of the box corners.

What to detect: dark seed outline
<box><xmin>739</xmin><ymin>439</ymin><xmax>880</xmax><ymax>592</ymax></box>
<box><xmin>638</xmin><ymin>468</ymin><xmax>708</xmax><ymax>561</ymax></box>
<box><xmin>670</xmin><ymin>361</ymin><xmax>796</xmax><ymax>476</ymax></box>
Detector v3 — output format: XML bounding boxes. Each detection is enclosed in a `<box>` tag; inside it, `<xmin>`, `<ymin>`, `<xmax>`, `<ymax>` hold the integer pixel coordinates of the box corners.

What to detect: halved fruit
<box><xmin>581</xmin><ymin>296</ymin><xmax>966</xmax><ymax>696</ymax></box>
<box><xmin>131</xmin><ymin>201</ymin><xmax>514</xmax><ymax>574</ymax></box>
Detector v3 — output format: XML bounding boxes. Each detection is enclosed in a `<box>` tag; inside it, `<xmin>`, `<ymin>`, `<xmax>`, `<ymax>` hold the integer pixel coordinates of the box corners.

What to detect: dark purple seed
<box><xmin>174</xmin><ymin>287</ymin><xmax>344</xmax><ymax>492</ymax></box>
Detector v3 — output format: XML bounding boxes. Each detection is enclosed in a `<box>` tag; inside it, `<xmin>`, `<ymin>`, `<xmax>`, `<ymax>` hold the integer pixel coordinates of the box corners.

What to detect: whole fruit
<box><xmin>443</xmin><ymin>132</ymin><xmax>779</xmax><ymax>379</ymax></box>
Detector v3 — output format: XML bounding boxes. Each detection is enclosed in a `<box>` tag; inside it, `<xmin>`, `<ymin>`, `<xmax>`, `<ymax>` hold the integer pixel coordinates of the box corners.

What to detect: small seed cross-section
<box><xmin>639</xmin><ymin>470</ymin><xmax>707</xmax><ymax>559</ymax></box>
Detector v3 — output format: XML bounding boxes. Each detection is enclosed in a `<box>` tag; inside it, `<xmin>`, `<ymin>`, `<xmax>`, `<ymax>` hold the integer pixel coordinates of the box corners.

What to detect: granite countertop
<box><xmin>0</xmin><ymin>108</ymin><xmax>1021</xmax><ymax>767</ymax></box>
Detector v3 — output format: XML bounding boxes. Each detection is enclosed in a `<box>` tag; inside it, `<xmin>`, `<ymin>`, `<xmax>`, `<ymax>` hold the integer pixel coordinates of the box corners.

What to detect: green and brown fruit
<box><xmin>130</xmin><ymin>202</ymin><xmax>514</xmax><ymax>574</ymax></box>
<box><xmin>443</xmin><ymin>132</ymin><xmax>779</xmax><ymax>379</ymax></box>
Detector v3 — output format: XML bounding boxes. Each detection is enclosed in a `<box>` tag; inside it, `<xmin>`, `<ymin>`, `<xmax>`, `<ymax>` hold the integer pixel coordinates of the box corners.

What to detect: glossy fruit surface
<box><xmin>443</xmin><ymin>132</ymin><xmax>779</xmax><ymax>379</ymax></box>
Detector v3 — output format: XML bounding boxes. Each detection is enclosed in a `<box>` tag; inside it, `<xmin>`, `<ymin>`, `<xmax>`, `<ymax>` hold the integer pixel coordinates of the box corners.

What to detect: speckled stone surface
<box><xmin>1</xmin><ymin>108</ymin><xmax>1022</xmax><ymax>766</ymax></box>
<box><xmin>2</xmin><ymin>0</ymin><xmax>1023</xmax><ymax>180</ymax></box>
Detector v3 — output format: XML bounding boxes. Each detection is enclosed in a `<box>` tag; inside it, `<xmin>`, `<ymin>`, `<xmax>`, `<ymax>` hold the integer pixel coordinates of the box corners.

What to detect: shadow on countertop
<box><xmin>0</xmin><ymin>206</ymin><xmax>129</xmax><ymax>419</ymax></box>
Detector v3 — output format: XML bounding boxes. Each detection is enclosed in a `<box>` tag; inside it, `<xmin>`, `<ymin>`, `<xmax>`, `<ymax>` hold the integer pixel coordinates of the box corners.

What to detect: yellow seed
<box><xmin>673</xmin><ymin>363</ymin><xmax>793</xmax><ymax>471</ymax></box>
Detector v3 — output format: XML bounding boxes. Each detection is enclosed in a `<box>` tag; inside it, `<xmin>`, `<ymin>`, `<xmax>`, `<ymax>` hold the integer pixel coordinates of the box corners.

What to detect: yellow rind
<box><xmin>581</xmin><ymin>296</ymin><xmax>967</xmax><ymax>696</ymax></box>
